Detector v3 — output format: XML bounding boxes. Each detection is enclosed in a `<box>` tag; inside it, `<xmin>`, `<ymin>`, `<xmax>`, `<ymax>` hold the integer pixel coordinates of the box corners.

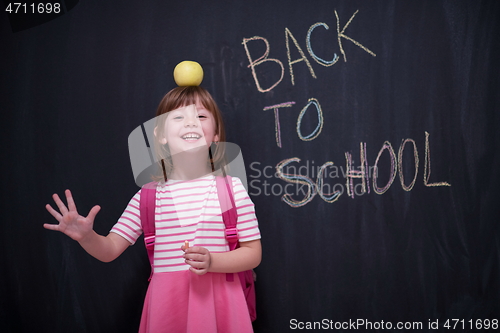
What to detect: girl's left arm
<box><xmin>182</xmin><ymin>239</ymin><xmax>261</xmax><ymax>275</ymax></box>
<box><xmin>210</xmin><ymin>239</ymin><xmax>262</xmax><ymax>273</ymax></box>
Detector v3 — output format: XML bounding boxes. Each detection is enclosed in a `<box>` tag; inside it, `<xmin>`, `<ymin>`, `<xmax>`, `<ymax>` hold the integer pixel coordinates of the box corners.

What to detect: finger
<box><xmin>65</xmin><ymin>189</ymin><xmax>77</xmax><ymax>212</ymax></box>
<box><xmin>187</xmin><ymin>261</ymin><xmax>204</xmax><ymax>270</ymax></box>
<box><xmin>52</xmin><ymin>193</ymin><xmax>69</xmax><ymax>215</ymax></box>
<box><xmin>185</xmin><ymin>258</ymin><xmax>208</xmax><ymax>269</ymax></box>
<box><xmin>184</xmin><ymin>253</ymin><xmax>205</xmax><ymax>262</ymax></box>
<box><xmin>43</xmin><ymin>223</ymin><xmax>60</xmax><ymax>231</ymax></box>
<box><xmin>189</xmin><ymin>267</ymin><xmax>208</xmax><ymax>275</ymax></box>
<box><xmin>87</xmin><ymin>205</ymin><xmax>101</xmax><ymax>221</ymax></box>
<box><xmin>45</xmin><ymin>204</ymin><xmax>62</xmax><ymax>222</ymax></box>
<box><xmin>185</xmin><ymin>246</ymin><xmax>207</xmax><ymax>254</ymax></box>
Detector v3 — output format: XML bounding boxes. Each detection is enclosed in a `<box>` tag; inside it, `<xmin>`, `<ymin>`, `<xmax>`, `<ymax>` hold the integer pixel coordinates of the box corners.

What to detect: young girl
<box><xmin>44</xmin><ymin>86</ymin><xmax>262</xmax><ymax>333</ymax></box>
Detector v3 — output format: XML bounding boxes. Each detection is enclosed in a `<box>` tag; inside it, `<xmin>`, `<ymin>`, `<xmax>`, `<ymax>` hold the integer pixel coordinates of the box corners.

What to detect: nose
<box><xmin>184</xmin><ymin>113</ymin><xmax>198</xmax><ymax>127</ymax></box>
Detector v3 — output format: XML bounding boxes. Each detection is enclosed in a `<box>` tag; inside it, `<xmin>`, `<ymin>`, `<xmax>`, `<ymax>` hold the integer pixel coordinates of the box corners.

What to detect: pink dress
<box><xmin>110</xmin><ymin>176</ymin><xmax>260</xmax><ymax>333</ymax></box>
<box><xmin>139</xmin><ymin>271</ymin><xmax>252</xmax><ymax>333</ymax></box>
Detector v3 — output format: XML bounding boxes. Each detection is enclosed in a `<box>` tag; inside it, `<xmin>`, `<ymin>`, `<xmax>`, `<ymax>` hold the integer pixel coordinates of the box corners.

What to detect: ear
<box><xmin>154</xmin><ymin>126</ymin><xmax>167</xmax><ymax>145</ymax></box>
<box><xmin>213</xmin><ymin>134</ymin><xmax>219</xmax><ymax>143</ymax></box>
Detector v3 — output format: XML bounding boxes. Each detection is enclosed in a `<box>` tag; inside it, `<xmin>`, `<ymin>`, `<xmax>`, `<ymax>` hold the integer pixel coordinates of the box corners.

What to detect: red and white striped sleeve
<box><xmin>232</xmin><ymin>177</ymin><xmax>261</xmax><ymax>242</ymax></box>
<box><xmin>109</xmin><ymin>190</ymin><xmax>143</xmax><ymax>245</ymax></box>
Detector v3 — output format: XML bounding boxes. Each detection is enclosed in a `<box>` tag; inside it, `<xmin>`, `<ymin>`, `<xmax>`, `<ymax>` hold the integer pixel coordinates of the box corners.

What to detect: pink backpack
<box><xmin>139</xmin><ymin>176</ymin><xmax>257</xmax><ymax>321</ymax></box>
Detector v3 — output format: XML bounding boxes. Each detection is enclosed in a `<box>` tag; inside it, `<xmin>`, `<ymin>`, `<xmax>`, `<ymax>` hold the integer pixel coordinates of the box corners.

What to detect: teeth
<box><xmin>182</xmin><ymin>133</ymin><xmax>201</xmax><ymax>140</ymax></box>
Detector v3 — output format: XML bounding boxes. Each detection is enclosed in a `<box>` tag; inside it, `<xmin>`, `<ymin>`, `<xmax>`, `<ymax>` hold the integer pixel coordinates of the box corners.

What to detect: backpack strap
<box><xmin>216</xmin><ymin>176</ymin><xmax>238</xmax><ymax>247</ymax></box>
<box><xmin>140</xmin><ymin>181</ymin><xmax>158</xmax><ymax>281</ymax></box>
<box><xmin>215</xmin><ymin>175</ymin><xmax>239</xmax><ymax>282</ymax></box>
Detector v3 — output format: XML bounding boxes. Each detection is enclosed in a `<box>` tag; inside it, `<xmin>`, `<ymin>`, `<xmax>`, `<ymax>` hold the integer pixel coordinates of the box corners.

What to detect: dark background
<box><xmin>1</xmin><ymin>1</ymin><xmax>499</xmax><ymax>332</ymax></box>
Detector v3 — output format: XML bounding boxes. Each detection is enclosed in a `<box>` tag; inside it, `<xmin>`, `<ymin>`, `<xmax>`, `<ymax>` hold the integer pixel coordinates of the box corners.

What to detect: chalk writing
<box><xmin>307</xmin><ymin>22</ymin><xmax>339</xmax><ymax>67</ymax></box>
<box><xmin>276</xmin><ymin>157</ymin><xmax>316</xmax><ymax>207</ymax></box>
<box><xmin>317</xmin><ymin>161</ymin><xmax>342</xmax><ymax>203</ymax></box>
<box><xmin>263</xmin><ymin>102</ymin><xmax>296</xmax><ymax>148</ymax></box>
<box><xmin>264</xmin><ymin>98</ymin><xmax>324</xmax><ymax>147</ymax></box>
<box><xmin>398</xmin><ymin>138</ymin><xmax>419</xmax><ymax>191</ymax></box>
<box><xmin>242</xmin><ymin>36</ymin><xmax>284</xmax><ymax>93</ymax></box>
<box><xmin>243</xmin><ymin>9</ymin><xmax>376</xmax><ymax>93</ymax></box>
<box><xmin>243</xmin><ymin>11</ymin><xmax>450</xmax><ymax>208</ymax></box>
<box><xmin>296</xmin><ymin>98</ymin><xmax>324</xmax><ymax>141</ymax></box>
<box><xmin>273</xmin><ymin>133</ymin><xmax>451</xmax><ymax>207</ymax></box>
<box><xmin>285</xmin><ymin>27</ymin><xmax>317</xmax><ymax>85</ymax></box>
<box><xmin>336</xmin><ymin>10</ymin><xmax>376</xmax><ymax>62</ymax></box>
<box><xmin>372</xmin><ymin>141</ymin><xmax>397</xmax><ymax>195</ymax></box>
<box><xmin>345</xmin><ymin>142</ymin><xmax>370</xmax><ymax>198</ymax></box>
<box><xmin>424</xmin><ymin>131</ymin><xmax>451</xmax><ymax>187</ymax></box>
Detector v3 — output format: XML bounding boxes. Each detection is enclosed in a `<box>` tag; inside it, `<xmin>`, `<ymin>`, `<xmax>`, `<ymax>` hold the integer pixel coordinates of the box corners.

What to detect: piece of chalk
<box><xmin>184</xmin><ymin>240</ymin><xmax>189</xmax><ymax>249</ymax></box>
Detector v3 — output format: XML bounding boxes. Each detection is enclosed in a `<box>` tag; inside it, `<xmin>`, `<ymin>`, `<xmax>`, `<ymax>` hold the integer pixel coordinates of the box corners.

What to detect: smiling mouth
<box><xmin>181</xmin><ymin>133</ymin><xmax>202</xmax><ymax>140</ymax></box>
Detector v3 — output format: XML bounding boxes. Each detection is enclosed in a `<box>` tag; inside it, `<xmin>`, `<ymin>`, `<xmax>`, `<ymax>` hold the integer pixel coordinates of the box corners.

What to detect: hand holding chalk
<box><xmin>183</xmin><ymin>245</ymin><xmax>211</xmax><ymax>275</ymax></box>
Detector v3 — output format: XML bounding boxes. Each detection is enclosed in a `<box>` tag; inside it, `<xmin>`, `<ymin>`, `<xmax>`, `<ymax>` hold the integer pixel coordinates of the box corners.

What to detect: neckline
<box><xmin>160</xmin><ymin>174</ymin><xmax>215</xmax><ymax>186</ymax></box>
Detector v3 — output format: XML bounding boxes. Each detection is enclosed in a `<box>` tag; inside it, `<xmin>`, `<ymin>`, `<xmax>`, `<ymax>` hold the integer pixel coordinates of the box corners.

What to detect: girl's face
<box><xmin>159</xmin><ymin>100</ymin><xmax>219</xmax><ymax>155</ymax></box>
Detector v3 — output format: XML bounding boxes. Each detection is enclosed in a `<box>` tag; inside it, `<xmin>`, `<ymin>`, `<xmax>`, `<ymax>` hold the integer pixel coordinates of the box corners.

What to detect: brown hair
<box><xmin>153</xmin><ymin>86</ymin><xmax>226</xmax><ymax>180</ymax></box>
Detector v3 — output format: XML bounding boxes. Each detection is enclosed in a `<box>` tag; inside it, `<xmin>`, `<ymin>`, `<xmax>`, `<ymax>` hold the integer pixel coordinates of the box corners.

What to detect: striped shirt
<box><xmin>110</xmin><ymin>175</ymin><xmax>261</xmax><ymax>273</ymax></box>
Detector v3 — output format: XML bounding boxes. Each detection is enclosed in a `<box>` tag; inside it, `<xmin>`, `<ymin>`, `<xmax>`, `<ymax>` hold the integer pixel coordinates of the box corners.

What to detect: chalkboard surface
<box><xmin>1</xmin><ymin>1</ymin><xmax>499</xmax><ymax>332</ymax></box>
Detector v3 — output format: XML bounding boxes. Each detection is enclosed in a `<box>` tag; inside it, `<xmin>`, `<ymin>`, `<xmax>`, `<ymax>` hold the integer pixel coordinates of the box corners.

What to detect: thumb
<box><xmin>87</xmin><ymin>205</ymin><xmax>101</xmax><ymax>220</ymax></box>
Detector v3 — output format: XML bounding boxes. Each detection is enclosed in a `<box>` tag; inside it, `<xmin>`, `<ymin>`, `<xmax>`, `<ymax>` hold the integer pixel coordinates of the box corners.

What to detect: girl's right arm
<box><xmin>44</xmin><ymin>189</ymin><xmax>130</xmax><ymax>262</ymax></box>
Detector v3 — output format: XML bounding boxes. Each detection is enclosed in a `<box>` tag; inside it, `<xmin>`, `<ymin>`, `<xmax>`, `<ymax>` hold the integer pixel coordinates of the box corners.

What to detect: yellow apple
<box><xmin>173</xmin><ymin>61</ymin><xmax>204</xmax><ymax>86</ymax></box>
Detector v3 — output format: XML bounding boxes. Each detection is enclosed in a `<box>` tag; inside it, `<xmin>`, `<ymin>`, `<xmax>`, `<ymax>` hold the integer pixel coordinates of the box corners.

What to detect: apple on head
<box><xmin>174</xmin><ymin>61</ymin><xmax>204</xmax><ymax>86</ymax></box>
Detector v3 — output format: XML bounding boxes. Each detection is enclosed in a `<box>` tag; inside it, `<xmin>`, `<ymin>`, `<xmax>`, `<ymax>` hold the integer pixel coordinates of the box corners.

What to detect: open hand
<box><xmin>44</xmin><ymin>189</ymin><xmax>100</xmax><ymax>242</ymax></box>
<box><xmin>182</xmin><ymin>244</ymin><xmax>211</xmax><ymax>275</ymax></box>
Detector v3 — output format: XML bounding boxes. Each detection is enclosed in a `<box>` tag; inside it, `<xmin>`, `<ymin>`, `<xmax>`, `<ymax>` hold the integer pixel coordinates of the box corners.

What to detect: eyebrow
<box><xmin>196</xmin><ymin>106</ymin><xmax>210</xmax><ymax>112</ymax></box>
<box><xmin>168</xmin><ymin>111</ymin><xmax>183</xmax><ymax>115</ymax></box>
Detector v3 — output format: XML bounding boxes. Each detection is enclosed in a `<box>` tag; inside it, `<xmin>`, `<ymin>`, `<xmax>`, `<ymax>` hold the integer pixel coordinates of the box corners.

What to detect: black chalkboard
<box><xmin>1</xmin><ymin>1</ymin><xmax>499</xmax><ymax>332</ymax></box>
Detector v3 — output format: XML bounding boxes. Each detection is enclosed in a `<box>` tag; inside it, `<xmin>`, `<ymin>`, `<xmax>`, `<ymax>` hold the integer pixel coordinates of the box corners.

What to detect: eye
<box><xmin>197</xmin><ymin>114</ymin><xmax>207</xmax><ymax>119</ymax></box>
<box><xmin>173</xmin><ymin>115</ymin><xmax>183</xmax><ymax>120</ymax></box>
